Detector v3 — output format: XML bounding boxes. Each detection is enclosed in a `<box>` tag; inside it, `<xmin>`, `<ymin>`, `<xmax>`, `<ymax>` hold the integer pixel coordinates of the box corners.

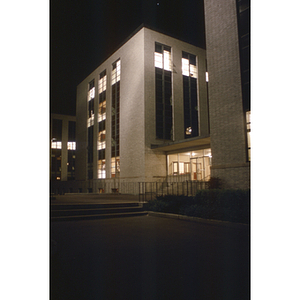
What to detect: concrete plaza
<box><xmin>51</xmin><ymin>206</ymin><xmax>249</xmax><ymax>300</ymax></box>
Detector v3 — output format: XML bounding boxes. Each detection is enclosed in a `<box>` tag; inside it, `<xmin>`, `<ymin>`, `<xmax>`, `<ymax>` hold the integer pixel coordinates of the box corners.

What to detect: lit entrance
<box><xmin>167</xmin><ymin>148</ymin><xmax>211</xmax><ymax>181</ymax></box>
<box><xmin>190</xmin><ymin>155</ymin><xmax>211</xmax><ymax>181</ymax></box>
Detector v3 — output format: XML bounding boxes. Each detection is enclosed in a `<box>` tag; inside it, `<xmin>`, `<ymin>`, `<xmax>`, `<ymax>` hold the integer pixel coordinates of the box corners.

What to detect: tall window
<box><xmin>155</xmin><ymin>43</ymin><xmax>173</xmax><ymax>140</ymax></box>
<box><xmin>246</xmin><ymin>111</ymin><xmax>251</xmax><ymax>161</ymax></box>
<box><xmin>98</xmin><ymin>70</ymin><xmax>106</xmax><ymax>179</ymax></box>
<box><xmin>67</xmin><ymin>121</ymin><xmax>76</xmax><ymax>180</ymax></box>
<box><xmin>111</xmin><ymin>60</ymin><xmax>120</xmax><ymax>178</ymax></box>
<box><xmin>51</xmin><ymin>119</ymin><xmax>62</xmax><ymax>181</ymax></box>
<box><xmin>87</xmin><ymin>79</ymin><xmax>95</xmax><ymax>179</ymax></box>
<box><xmin>182</xmin><ymin>52</ymin><xmax>199</xmax><ymax>138</ymax></box>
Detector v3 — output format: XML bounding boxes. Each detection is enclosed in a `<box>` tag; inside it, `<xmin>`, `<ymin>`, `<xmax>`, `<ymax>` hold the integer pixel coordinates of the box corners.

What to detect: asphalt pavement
<box><xmin>51</xmin><ymin>209</ymin><xmax>249</xmax><ymax>300</ymax></box>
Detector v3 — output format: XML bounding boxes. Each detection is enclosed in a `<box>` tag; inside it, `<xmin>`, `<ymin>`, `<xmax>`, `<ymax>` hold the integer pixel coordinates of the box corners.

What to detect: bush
<box><xmin>147</xmin><ymin>189</ymin><xmax>250</xmax><ymax>224</ymax></box>
<box><xmin>147</xmin><ymin>195</ymin><xmax>192</xmax><ymax>214</ymax></box>
<box><xmin>206</xmin><ymin>177</ymin><xmax>222</xmax><ymax>189</ymax></box>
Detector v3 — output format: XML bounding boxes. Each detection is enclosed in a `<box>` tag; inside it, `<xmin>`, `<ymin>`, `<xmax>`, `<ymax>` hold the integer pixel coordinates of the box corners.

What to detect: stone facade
<box><xmin>204</xmin><ymin>0</ymin><xmax>250</xmax><ymax>189</ymax></box>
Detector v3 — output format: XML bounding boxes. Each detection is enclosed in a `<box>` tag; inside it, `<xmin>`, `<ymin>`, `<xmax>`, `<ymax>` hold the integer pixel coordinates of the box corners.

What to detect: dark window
<box><xmin>68</xmin><ymin>121</ymin><xmax>76</xmax><ymax>141</ymax></box>
<box><xmin>111</xmin><ymin>60</ymin><xmax>120</xmax><ymax>178</ymax></box>
<box><xmin>182</xmin><ymin>52</ymin><xmax>199</xmax><ymax>138</ymax></box>
<box><xmin>51</xmin><ymin>119</ymin><xmax>62</xmax><ymax>141</ymax></box>
<box><xmin>87</xmin><ymin>79</ymin><xmax>95</xmax><ymax>179</ymax></box>
<box><xmin>236</xmin><ymin>0</ymin><xmax>250</xmax><ymax>112</ymax></box>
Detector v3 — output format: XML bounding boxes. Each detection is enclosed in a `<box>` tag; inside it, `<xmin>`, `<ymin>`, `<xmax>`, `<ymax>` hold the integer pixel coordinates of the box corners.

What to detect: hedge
<box><xmin>146</xmin><ymin>189</ymin><xmax>250</xmax><ymax>224</ymax></box>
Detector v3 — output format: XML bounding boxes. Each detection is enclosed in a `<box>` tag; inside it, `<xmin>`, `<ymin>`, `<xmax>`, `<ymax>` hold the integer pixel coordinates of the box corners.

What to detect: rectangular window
<box><xmin>98</xmin><ymin>130</ymin><xmax>106</xmax><ymax>150</ymax></box>
<box><xmin>51</xmin><ymin>119</ymin><xmax>62</xmax><ymax>141</ymax></box>
<box><xmin>154</xmin><ymin>43</ymin><xmax>171</xmax><ymax>71</ymax></box>
<box><xmin>68</xmin><ymin>121</ymin><xmax>76</xmax><ymax>141</ymax></box>
<box><xmin>88</xmin><ymin>79</ymin><xmax>95</xmax><ymax>101</ymax></box>
<box><xmin>98</xmin><ymin>159</ymin><xmax>106</xmax><ymax>179</ymax></box>
<box><xmin>51</xmin><ymin>149</ymin><xmax>62</xmax><ymax>181</ymax></box>
<box><xmin>111</xmin><ymin>60</ymin><xmax>121</xmax><ymax>85</ymax></box>
<box><xmin>155</xmin><ymin>43</ymin><xmax>173</xmax><ymax>140</ymax></box>
<box><xmin>51</xmin><ymin>141</ymin><xmax>62</xmax><ymax>149</ymax></box>
<box><xmin>182</xmin><ymin>52</ymin><xmax>199</xmax><ymax>138</ymax></box>
<box><xmin>111</xmin><ymin>60</ymin><xmax>120</xmax><ymax>177</ymax></box>
<box><xmin>246</xmin><ymin>111</ymin><xmax>251</xmax><ymax>161</ymax></box>
<box><xmin>111</xmin><ymin>157</ymin><xmax>120</xmax><ymax>178</ymax></box>
<box><xmin>98</xmin><ymin>70</ymin><xmax>107</xmax><ymax>122</ymax></box>
<box><xmin>67</xmin><ymin>151</ymin><xmax>75</xmax><ymax>180</ymax></box>
<box><xmin>67</xmin><ymin>142</ymin><xmax>76</xmax><ymax>150</ymax></box>
<box><xmin>98</xmin><ymin>70</ymin><xmax>107</xmax><ymax>179</ymax></box>
<box><xmin>87</xmin><ymin>80</ymin><xmax>95</xmax><ymax>128</ymax></box>
<box><xmin>87</xmin><ymin>80</ymin><xmax>94</xmax><ymax>180</ymax></box>
<box><xmin>98</xmin><ymin>70</ymin><xmax>107</xmax><ymax>94</ymax></box>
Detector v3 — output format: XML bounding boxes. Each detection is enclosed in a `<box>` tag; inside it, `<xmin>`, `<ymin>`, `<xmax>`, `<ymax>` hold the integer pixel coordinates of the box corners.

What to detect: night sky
<box><xmin>50</xmin><ymin>0</ymin><xmax>205</xmax><ymax>116</ymax></box>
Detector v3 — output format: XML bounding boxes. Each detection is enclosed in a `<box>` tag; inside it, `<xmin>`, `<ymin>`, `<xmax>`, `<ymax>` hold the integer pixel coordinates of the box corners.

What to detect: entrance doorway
<box><xmin>167</xmin><ymin>148</ymin><xmax>212</xmax><ymax>181</ymax></box>
<box><xmin>190</xmin><ymin>155</ymin><xmax>211</xmax><ymax>181</ymax></box>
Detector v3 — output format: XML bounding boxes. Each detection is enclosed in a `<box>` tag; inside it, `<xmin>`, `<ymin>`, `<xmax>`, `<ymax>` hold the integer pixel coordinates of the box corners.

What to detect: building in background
<box><xmin>50</xmin><ymin>114</ymin><xmax>76</xmax><ymax>194</ymax></box>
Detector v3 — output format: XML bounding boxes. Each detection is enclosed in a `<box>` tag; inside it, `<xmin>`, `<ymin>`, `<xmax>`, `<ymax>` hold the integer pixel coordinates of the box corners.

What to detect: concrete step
<box><xmin>51</xmin><ymin>211</ymin><xmax>148</xmax><ymax>221</ymax></box>
<box><xmin>51</xmin><ymin>202</ymin><xmax>141</xmax><ymax>210</ymax></box>
<box><xmin>51</xmin><ymin>202</ymin><xmax>147</xmax><ymax>221</ymax></box>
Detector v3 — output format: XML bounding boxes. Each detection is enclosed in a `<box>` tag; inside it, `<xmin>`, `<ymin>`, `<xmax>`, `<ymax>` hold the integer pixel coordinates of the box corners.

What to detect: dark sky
<box><xmin>50</xmin><ymin>0</ymin><xmax>205</xmax><ymax>116</ymax></box>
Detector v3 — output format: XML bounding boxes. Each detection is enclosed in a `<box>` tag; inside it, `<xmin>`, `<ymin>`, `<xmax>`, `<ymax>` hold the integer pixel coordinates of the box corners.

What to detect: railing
<box><xmin>138</xmin><ymin>181</ymin><xmax>208</xmax><ymax>202</ymax></box>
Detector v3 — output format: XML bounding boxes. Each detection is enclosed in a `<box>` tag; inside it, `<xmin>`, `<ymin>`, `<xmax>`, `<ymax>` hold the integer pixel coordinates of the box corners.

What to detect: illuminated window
<box><xmin>111</xmin><ymin>59</ymin><xmax>120</xmax><ymax>175</ymax></box>
<box><xmin>98</xmin><ymin>159</ymin><xmax>106</xmax><ymax>179</ymax></box>
<box><xmin>98</xmin><ymin>130</ymin><xmax>106</xmax><ymax>150</ymax></box>
<box><xmin>182</xmin><ymin>58</ymin><xmax>189</xmax><ymax>76</ymax></box>
<box><xmin>98</xmin><ymin>71</ymin><xmax>107</xmax><ymax>94</ymax></box>
<box><xmin>246</xmin><ymin>111</ymin><xmax>251</xmax><ymax>161</ymax></box>
<box><xmin>87</xmin><ymin>114</ymin><xmax>94</xmax><ymax>127</ymax></box>
<box><xmin>182</xmin><ymin>54</ymin><xmax>197</xmax><ymax>78</ymax></box>
<box><xmin>88</xmin><ymin>87</ymin><xmax>95</xmax><ymax>101</ymax></box>
<box><xmin>111</xmin><ymin>60</ymin><xmax>121</xmax><ymax>85</ymax></box>
<box><xmin>154</xmin><ymin>52</ymin><xmax>163</xmax><ymax>69</ymax></box>
<box><xmin>206</xmin><ymin>72</ymin><xmax>209</xmax><ymax>82</ymax></box>
<box><xmin>98</xmin><ymin>101</ymin><xmax>106</xmax><ymax>122</ymax></box>
<box><xmin>155</xmin><ymin>42</ymin><xmax>173</xmax><ymax>140</ymax></box>
<box><xmin>111</xmin><ymin>157</ymin><xmax>120</xmax><ymax>178</ymax></box>
<box><xmin>155</xmin><ymin>43</ymin><xmax>171</xmax><ymax>71</ymax></box>
<box><xmin>87</xmin><ymin>79</ymin><xmax>95</xmax><ymax>128</ymax></box>
<box><xmin>67</xmin><ymin>142</ymin><xmax>76</xmax><ymax>150</ymax></box>
<box><xmin>87</xmin><ymin>77</ymin><xmax>94</xmax><ymax>180</ymax></box>
<box><xmin>51</xmin><ymin>141</ymin><xmax>62</xmax><ymax>149</ymax></box>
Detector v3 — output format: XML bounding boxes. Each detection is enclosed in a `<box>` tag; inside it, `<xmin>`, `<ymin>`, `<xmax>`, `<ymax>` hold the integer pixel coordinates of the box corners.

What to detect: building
<box><xmin>74</xmin><ymin>0</ymin><xmax>250</xmax><ymax>193</ymax></box>
<box><xmin>203</xmin><ymin>0</ymin><xmax>250</xmax><ymax>189</ymax></box>
<box><xmin>75</xmin><ymin>26</ymin><xmax>213</xmax><ymax>194</ymax></box>
<box><xmin>50</xmin><ymin>113</ymin><xmax>76</xmax><ymax>194</ymax></box>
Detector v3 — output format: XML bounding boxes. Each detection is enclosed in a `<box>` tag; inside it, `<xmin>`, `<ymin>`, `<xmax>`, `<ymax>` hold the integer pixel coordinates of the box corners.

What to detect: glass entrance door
<box><xmin>190</xmin><ymin>155</ymin><xmax>211</xmax><ymax>181</ymax></box>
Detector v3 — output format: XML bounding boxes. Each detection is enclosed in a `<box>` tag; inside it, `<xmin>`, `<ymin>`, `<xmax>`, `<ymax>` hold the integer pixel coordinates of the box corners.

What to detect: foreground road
<box><xmin>51</xmin><ymin>215</ymin><xmax>249</xmax><ymax>300</ymax></box>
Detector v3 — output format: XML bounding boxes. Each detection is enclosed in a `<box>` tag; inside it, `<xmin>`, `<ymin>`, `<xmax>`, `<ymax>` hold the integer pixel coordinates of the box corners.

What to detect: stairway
<box><xmin>51</xmin><ymin>202</ymin><xmax>147</xmax><ymax>221</ymax></box>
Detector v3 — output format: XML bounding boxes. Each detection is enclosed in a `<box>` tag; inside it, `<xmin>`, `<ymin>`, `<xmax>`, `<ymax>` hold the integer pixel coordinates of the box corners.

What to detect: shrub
<box><xmin>147</xmin><ymin>189</ymin><xmax>250</xmax><ymax>224</ymax></box>
<box><xmin>206</xmin><ymin>177</ymin><xmax>222</xmax><ymax>189</ymax></box>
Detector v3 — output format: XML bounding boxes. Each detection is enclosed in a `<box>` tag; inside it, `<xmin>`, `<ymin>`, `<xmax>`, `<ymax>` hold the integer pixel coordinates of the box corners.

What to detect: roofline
<box><xmin>92</xmin><ymin>23</ymin><xmax>205</xmax><ymax>72</ymax></box>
